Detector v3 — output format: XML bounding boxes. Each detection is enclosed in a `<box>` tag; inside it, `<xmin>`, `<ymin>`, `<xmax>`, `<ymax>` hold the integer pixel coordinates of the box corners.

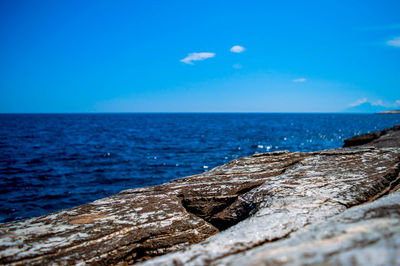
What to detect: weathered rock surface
<box><xmin>343</xmin><ymin>124</ymin><xmax>400</xmax><ymax>148</ymax></box>
<box><xmin>140</xmin><ymin>147</ymin><xmax>400</xmax><ymax>265</ymax></box>
<box><xmin>1</xmin><ymin>125</ymin><xmax>400</xmax><ymax>265</ymax></box>
<box><xmin>218</xmin><ymin>190</ymin><xmax>400</xmax><ymax>265</ymax></box>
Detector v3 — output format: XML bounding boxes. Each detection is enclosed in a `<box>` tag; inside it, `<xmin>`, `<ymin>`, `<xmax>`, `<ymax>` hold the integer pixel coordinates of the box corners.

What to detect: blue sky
<box><xmin>0</xmin><ymin>0</ymin><xmax>399</xmax><ymax>113</ymax></box>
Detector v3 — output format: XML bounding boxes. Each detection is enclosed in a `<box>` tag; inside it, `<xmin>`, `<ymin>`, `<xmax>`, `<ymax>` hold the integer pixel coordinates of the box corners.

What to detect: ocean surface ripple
<box><xmin>1</xmin><ymin>113</ymin><xmax>400</xmax><ymax>223</ymax></box>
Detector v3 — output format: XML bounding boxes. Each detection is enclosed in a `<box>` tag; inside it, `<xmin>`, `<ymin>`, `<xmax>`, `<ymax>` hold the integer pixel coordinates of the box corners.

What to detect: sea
<box><xmin>1</xmin><ymin>113</ymin><xmax>400</xmax><ymax>223</ymax></box>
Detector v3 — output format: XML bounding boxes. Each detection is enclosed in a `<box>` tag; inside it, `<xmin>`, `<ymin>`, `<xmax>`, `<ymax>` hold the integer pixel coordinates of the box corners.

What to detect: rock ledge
<box><xmin>1</xmin><ymin>125</ymin><xmax>400</xmax><ymax>265</ymax></box>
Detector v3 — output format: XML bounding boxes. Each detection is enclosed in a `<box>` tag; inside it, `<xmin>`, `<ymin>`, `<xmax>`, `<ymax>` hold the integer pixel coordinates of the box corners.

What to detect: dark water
<box><xmin>1</xmin><ymin>113</ymin><xmax>400</xmax><ymax>223</ymax></box>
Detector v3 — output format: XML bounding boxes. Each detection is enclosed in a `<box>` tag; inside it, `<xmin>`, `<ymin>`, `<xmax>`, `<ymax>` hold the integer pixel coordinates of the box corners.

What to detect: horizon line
<box><xmin>0</xmin><ymin>111</ymin><xmax>389</xmax><ymax>115</ymax></box>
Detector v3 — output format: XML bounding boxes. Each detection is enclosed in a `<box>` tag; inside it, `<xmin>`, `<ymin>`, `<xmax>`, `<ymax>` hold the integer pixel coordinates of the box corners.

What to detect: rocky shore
<box><xmin>1</xmin><ymin>125</ymin><xmax>400</xmax><ymax>265</ymax></box>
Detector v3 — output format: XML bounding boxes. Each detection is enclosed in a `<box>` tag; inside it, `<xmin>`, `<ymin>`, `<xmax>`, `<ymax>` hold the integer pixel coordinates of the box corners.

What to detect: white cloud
<box><xmin>230</xmin><ymin>45</ymin><xmax>245</xmax><ymax>53</ymax></box>
<box><xmin>293</xmin><ymin>78</ymin><xmax>307</xmax><ymax>83</ymax></box>
<box><xmin>348</xmin><ymin>98</ymin><xmax>367</xmax><ymax>107</ymax></box>
<box><xmin>387</xmin><ymin>37</ymin><xmax>400</xmax><ymax>47</ymax></box>
<box><xmin>371</xmin><ymin>99</ymin><xmax>400</xmax><ymax>107</ymax></box>
<box><xmin>388</xmin><ymin>100</ymin><xmax>400</xmax><ymax>107</ymax></box>
<box><xmin>371</xmin><ymin>99</ymin><xmax>384</xmax><ymax>106</ymax></box>
<box><xmin>232</xmin><ymin>63</ymin><xmax>242</xmax><ymax>69</ymax></box>
<box><xmin>180</xmin><ymin>52</ymin><xmax>215</xmax><ymax>64</ymax></box>
<box><xmin>348</xmin><ymin>98</ymin><xmax>400</xmax><ymax>108</ymax></box>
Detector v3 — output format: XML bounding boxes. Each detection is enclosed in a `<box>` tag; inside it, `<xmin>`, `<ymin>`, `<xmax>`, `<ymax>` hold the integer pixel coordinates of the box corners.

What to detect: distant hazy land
<box><xmin>377</xmin><ymin>110</ymin><xmax>400</xmax><ymax>114</ymax></box>
<box><xmin>344</xmin><ymin>102</ymin><xmax>400</xmax><ymax>114</ymax></box>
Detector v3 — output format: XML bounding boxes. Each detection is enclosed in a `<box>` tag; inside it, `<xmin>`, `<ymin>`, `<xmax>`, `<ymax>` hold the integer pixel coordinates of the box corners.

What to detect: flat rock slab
<box><xmin>141</xmin><ymin>147</ymin><xmax>400</xmax><ymax>265</ymax></box>
<box><xmin>219</xmin><ymin>190</ymin><xmax>400</xmax><ymax>265</ymax></box>
<box><xmin>343</xmin><ymin>124</ymin><xmax>400</xmax><ymax>148</ymax></box>
<box><xmin>1</xmin><ymin>126</ymin><xmax>400</xmax><ymax>265</ymax></box>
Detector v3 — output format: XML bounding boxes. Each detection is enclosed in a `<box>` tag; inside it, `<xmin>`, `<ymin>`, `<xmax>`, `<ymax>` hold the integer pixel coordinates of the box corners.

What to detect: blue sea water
<box><xmin>1</xmin><ymin>113</ymin><xmax>400</xmax><ymax>223</ymax></box>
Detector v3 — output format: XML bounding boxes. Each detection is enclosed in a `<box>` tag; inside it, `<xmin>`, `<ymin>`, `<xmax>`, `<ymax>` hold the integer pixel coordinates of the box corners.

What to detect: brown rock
<box><xmin>343</xmin><ymin>124</ymin><xmax>400</xmax><ymax>148</ymax></box>
<box><xmin>141</xmin><ymin>147</ymin><xmax>400</xmax><ymax>265</ymax></box>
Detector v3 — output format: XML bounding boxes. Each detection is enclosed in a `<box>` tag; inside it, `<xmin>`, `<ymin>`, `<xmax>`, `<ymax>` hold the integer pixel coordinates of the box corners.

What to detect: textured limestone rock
<box><xmin>218</xmin><ymin>190</ymin><xmax>400</xmax><ymax>265</ymax></box>
<box><xmin>1</xmin><ymin>125</ymin><xmax>400</xmax><ymax>265</ymax></box>
<box><xmin>140</xmin><ymin>147</ymin><xmax>400</xmax><ymax>265</ymax></box>
<box><xmin>343</xmin><ymin>124</ymin><xmax>400</xmax><ymax>148</ymax></box>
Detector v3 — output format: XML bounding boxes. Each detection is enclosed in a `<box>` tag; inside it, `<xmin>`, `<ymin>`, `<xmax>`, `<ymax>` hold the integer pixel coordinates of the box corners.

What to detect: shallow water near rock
<box><xmin>1</xmin><ymin>113</ymin><xmax>400</xmax><ymax>223</ymax></box>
